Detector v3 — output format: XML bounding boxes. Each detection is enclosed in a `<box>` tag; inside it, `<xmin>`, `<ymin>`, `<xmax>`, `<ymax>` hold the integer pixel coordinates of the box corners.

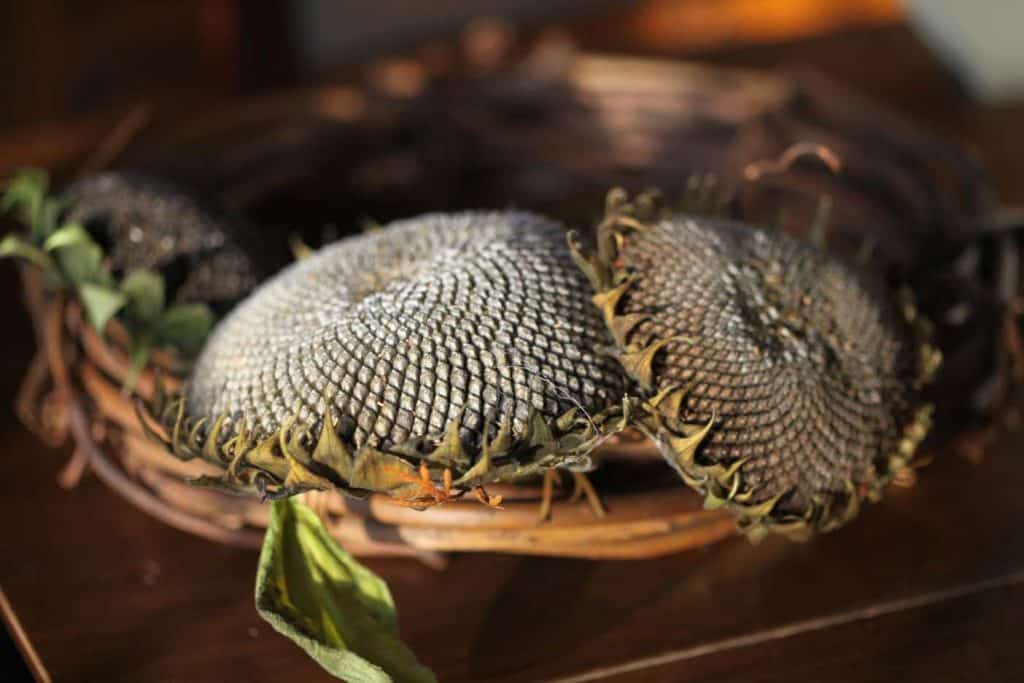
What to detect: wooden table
<box><xmin>3</xmin><ymin>23</ymin><xmax>1024</xmax><ymax>683</ymax></box>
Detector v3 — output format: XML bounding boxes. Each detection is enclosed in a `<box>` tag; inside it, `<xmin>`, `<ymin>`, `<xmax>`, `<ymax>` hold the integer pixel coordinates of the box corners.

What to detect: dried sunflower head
<box><xmin>571</xmin><ymin>192</ymin><xmax>939</xmax><ymax>540</ymax></box>
<box><xmin>64</xmin><ymin>171</ymin><xmax>266</xmax><ymax>308</ymax></box>
<box><xmin>149</xmin><ymin>211</ymin><xmax>628</xmax><ymax>504</ymax></box>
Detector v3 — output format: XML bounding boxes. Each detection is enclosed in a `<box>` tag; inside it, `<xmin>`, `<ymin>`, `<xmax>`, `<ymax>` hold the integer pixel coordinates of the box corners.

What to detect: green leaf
<box><xmin>256</xmin><ymin>499</ymin><xmax>436</xmax><ymax>683</ymax></box>
<box><xmin>0</xmin><ymin>235</ymin><xmax>53</xmax><ymax>271</ymax></box>
<box><xmin>154</xmin><ymin>303</ymin><xmax>213</xmax><ymax>354</ymax></box>
<box><xmin>55</xmin><ymin>239</ymin><xmax>105</xmax><ymax>286</ymax></box>
<box><xmin>2</xmin><ymin>169</ymin><xmax>48</xmax><ymax>206</ymax></box>
<box><xmin>2</xmin><ymin>169</ymin><xmax>49</xmax><ymax>235</ymax></box>
<box><xmin>121</xmin><ymin>269</ymin><xmax>166</xmax><ymax>324</ymax></box>
<box><xmin>123</xmin><ymin>333</ymin><xmax>152</xmax><ymax>393</ymax></box>
<box><xmin>37</xmin><ymin>197</ymin><xmax>70</xmax><ymax>239</ymax></box>
<box><xmin>42</xmin><ymin>222</ymin><xmax>93</xmax><ymax>252</ymax></box>
<box><xmin>78</xmin><ymin>282</ymin><xmax>127</xmax><ymax>334</ymax></box>
<box><xmin>44</xmin><ymin>222</ymin><xmax>109</xmax><ymax>287</ymax></box>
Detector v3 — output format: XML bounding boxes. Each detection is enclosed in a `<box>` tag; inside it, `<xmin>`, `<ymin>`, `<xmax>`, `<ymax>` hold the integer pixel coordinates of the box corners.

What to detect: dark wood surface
<box><xmin>3</xmin><ymin>23</ymin><xmax>1024</xmax><ymax>683</ymax></box>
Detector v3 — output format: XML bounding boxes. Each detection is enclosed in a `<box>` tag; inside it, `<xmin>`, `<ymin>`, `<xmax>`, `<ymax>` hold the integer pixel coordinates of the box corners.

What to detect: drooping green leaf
<box><xmin>121</xmin><ymin>268</ymin><xmax>166</xmax><ymax>324</ymax></box>
<box><xmin>255</xmin><ymin>499</ymin><xmax>436</xmax><ymax>683</ymax></box>
<box><xmin>78</xmin><ymin>282</ymin><xmax>127</xmax><ymax>334</ymax></box>
<box><xmin>155</xmin><ymin>303</ymin><xmax>213</xmax><ymax>354</ymax></box>
<box><xmin>0</xmin><ymin>235</ymin><xmax>53</xmax><ymax>271</ymax></box>
<box><xmin>43</xmin><ymin>221</ymin><xmax>93</xmax><ymax>252</ymax></box>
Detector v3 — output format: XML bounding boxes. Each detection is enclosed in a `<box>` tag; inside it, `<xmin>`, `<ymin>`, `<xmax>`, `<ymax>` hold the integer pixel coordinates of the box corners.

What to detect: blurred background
<box><xmin>0</xmin><ymin>1</ymin><xmax>956</xmax><ymax>128</ymax></box>
<box><xmin>2</xmin><ymin>0</ymin><xmax>1023</xmax><ymax>197</ymax></box>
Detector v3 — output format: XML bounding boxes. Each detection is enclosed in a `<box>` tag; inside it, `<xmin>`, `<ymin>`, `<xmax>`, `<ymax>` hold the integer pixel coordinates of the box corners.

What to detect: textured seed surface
<box><xmin>617</xmin><ymin>215</ymin><xmax>923</xmax><ymax>517</ymax></box>
<box><xmin>64</xmin><ymin>172</ymin><xmax>260</xmax><ymax>303</ymax></box>
<box><xmin>187</xmin><ymin>211</ymin><xmax>625</xmax><ymax>453</ymax></box>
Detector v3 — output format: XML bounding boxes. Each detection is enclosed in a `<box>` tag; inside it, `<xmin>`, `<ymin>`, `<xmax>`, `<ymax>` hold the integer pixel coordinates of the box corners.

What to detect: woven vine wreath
<box><xmin>3</xmin><ymin>38</ymin><xmax>1021</xmax><ymax>678</ymax></box>
<box><xmin>139</xmin><ymin>192</ymin><xmax>938</xmax><ymax>541</ymax></box>
<box><xmin>2</xmin><ymin>172</ymin><xmax>952</xmax><ymax>683</ymax></box>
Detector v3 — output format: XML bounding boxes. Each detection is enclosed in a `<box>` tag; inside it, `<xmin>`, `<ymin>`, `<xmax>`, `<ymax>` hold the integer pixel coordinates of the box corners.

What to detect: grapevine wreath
<box><xmin>4</xmin><ymin>46</ymin><xmax>1021</xmax><ymax>682</ymax></box>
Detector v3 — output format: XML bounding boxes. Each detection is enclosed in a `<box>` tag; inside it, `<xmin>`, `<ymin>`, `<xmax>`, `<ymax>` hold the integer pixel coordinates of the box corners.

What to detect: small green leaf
<box><xmin>2</xmin><ymin>169</ymin><xmax>49</xmax><ymax>235</ymax></box>
<box><xmin>43</xmin><ymin>222</ymin><xmax>93</xmax><ymax>252</ymax></box>
<box><xmin>0</xmin><ymin>235</ymin><xmax>53</xmax><ymax>271</ymax></box>
<box><xmin>121</xmin><ymin>269</ymin><xmax>166</xmax><ymax>324</ymax></box>
<box><xmin>37</xmin><ymin>197</ymin><xmax>70</xmax><ymax>239</ymax></box>
<box><xmin>2</xmin><ymin>169</ymin><xmax>48</xmax><ymax>204</ymax></box>
<box><xmin>155</xmin><ymin>303</ymin><xmax>213</xmax><ymax>354</ymax></box>
<box><xmin>55</xmin><ymin>239</ymin><xmax>105</xmax><ymax>286</ymax></box>
<box><xmin>78</xmin><ymin>282</ymin><xmax>127</xmax><ymax>334</ymax></box>
<box><xmin>44</xmin><ymin>222</ymin><xmax>108</xmax><ymax>287</ymax></box>
<box><xmin>256</xmin><ymin>499</ymin><xmax>436</xmax><ymax>683</ymax></box>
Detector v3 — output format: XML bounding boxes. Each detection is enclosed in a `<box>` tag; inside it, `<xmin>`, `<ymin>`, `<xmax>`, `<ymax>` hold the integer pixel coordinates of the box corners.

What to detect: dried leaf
<box><xmin>618</xmin><ymin>337</ymin><xmax>687</xmax><ymax>391</ymax></box>
<box><xmin>289</xmin><ymin>235</ymin><xmax>315</xmax><ymax>261</ymax></box>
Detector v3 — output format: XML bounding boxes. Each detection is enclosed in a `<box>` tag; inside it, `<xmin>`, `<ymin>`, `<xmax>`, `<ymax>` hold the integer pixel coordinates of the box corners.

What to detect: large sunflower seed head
<box><xmin>159</xmin><ymin>211</ymin><xmax>627</xmax><ymax>502</ymax></box>
<box><xmin>577</xmin><ymin>193</ymin><xmax>938</xmax><ymax>539</ymax></box>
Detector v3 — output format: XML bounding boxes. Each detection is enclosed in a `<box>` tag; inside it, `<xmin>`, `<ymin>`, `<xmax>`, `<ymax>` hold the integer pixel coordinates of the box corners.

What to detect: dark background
<box><xmin>3</xmin><ymin>0</ymin><xmax>1019</xmax><ymax>201</ymax></box>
